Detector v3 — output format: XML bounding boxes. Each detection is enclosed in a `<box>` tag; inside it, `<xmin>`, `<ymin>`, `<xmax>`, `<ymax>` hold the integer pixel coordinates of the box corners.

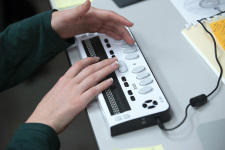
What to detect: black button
<box><xmin>124</xmin><ymin>82</ymin><xmax>129</xmax><ymax>87</ymax></box>
<box><xmin>111</xmin><ymin>55</ymin><xmax>115</xmax><ymax>57</ymax></box>
<box><xmin>104</xmin><ymin>39</ymin><xmax>109</xmax><ymax>43</ymax></box>
<box><xmin>148</xmin><ymin>105</ymin><xmax>155</xmax><ymax>109</ymax></box>
<box><xmin>142</xmin><ymin>104</ymin><xmax>147</xmax><ymax>108</ymax></box>
<box><xmin>109</xmin><ymin>50</ymin><xmax>114</xmax><ymax>55</ymax></box>
<box><xmin>153</xmin><ymin>101</ymin><xmax>158</xmax><ymax>105</ymax></box>
<box><xmin>121</xmin><ymin>76</ymin><xmax>126</xmax><ymax>82</ymax></box>
<box><xmin>145</xmin><ymin>100</ymin><xmax>152</xmax><ymax>103</ymax></box>
<box><xmin>106</xmin><ymin>43</ymin><xmax>111</xmax><ymax>48</ymax></box>
<box><xmin>128</xmin><ymin>90</ymin><xmax>133</xmax><ymax>95</ymax></box>
<box><xmin>131</xmin><ymin>96</ymin><xmax>135</xmax><ymax>101</ymax></box>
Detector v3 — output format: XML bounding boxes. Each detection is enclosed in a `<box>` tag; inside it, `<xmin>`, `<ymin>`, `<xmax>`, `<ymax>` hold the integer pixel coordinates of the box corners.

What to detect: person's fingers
<box><xmin>98</xmin><ymin>27</ymin><xmax>134</xmax><ymax>45</ymax></box>
<box><xmin>98</xmin><ymin>21</ymin><xmax>122</xmax><ymax>36</ymax></box>
<box><xmin>64</xmin><ymin>57</ymin><xmax>100</xmax><ymax>78</ymax></box>
<box><xmin>101</xmin><ymin>22</ymin><xmax>135</xmax><ymax>44</ymax></box>
<box><xmin>78</xmin><ymin>60</ymin><xmax>118</xmax><ymax>92</ymax></box>
<box><xmin>74</xmin><ymin>57</ymin><xmax>118</xmax><ymax>82</ymax></box>
<box><xmin>98</xmin><ymin>28</ymin><xmax>122</xmax><ymax>40</ymax></box>
<box><xmin>91</xmin><ymin>7</ymin><xmax>134</xmax><ymax>27</ymax></box>
<box><xmin>80</xmin><ymin>78</ymin><xmax>114</xmax><ymax>104</ymax></box>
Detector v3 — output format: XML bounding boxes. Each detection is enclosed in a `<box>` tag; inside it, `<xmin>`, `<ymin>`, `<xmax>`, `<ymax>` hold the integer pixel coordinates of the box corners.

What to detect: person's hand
<box><xmin>51</xmin><ymin>0</ymin><xmax>135</xmax><ymax>45</ymax></box>
<box><xmin>26</xmin><ymin>57</ymin><xmax>119</xmax><ymax>134</ymax></box>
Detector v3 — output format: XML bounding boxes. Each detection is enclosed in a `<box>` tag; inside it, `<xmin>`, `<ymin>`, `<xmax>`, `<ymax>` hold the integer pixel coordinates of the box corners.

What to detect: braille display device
<box><xmin>75</xmin><ymin>28</ymin><xmax>171</xmax><ymax>136</ymax></box>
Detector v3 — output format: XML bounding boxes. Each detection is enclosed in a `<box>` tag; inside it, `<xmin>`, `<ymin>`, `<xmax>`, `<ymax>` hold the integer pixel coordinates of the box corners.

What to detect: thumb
<box><xmin>74</xmin><ymin>0</ymin><xmax>91</xmax><ymax>17</ymax></box>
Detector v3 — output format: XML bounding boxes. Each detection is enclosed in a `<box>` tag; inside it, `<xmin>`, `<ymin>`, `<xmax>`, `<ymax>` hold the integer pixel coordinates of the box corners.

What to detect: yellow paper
<box><xmin>210</xmin><ymin>19</ymin><xmax>225</xmax><ymax>51</ymax></box>
<box><xmin>182</xmin><ymin>16</ymin><xmax>225</xmax><ymax>84</ymax></box>
<box><xmin>54</xmin><ymin>0</ymin><xmax>93</xmax><ymax>10</ymax></box>
<box><xmin>114</xmin><ymin>144</ymin><xmax>164</xmax><ymax>150</ymax></box>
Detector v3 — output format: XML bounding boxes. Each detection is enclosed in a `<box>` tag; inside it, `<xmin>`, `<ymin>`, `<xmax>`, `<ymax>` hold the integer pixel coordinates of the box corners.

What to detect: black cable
<box><xmin>156</xmin><ymin>17</ymin><xmax>224</xmax><ymax>131</ymax></box>
<box><xmin>157</xmin><ymin>104</ymin><xmax>191</xmax><ymax>131</ymax></box>
<box><xmin>199</xmin><ymin>11</ymin><xmax>225</xmax><ymax>22</ymax></box>
<box><xmin>197</xmin><ymin>20</ymin><xmax>223</xmax><ymax>97</ymax></box>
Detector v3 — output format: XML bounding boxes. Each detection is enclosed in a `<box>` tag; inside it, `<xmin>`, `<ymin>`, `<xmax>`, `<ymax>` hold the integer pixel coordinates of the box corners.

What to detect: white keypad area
<box><xmin>114</xmin><ymin>40</ymin><xmax>155</xmax><ymax>96</ymax></box>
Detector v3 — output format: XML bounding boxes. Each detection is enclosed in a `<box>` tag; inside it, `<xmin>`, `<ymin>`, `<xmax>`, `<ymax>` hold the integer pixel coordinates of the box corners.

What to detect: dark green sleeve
<box><xmin>6</xmin><ymin>123</ymin><xmax>60</xmax><ymax>150</ymax></box>
<box><xmin>0</xmin><ymin>10</ymin><xmax>75</xmax><ymax>92</ymax></box>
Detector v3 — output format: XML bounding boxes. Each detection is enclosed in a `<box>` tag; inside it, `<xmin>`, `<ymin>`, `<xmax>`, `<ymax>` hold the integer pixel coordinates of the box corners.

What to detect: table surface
<box><xmin>50</xmin><ymin>0</ymin><xmax>225</xmax><ymax>150</ymax></box>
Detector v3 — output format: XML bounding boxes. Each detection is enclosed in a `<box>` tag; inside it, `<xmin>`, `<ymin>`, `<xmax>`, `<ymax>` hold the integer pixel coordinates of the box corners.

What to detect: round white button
<box><xmin>125</xmin><ymin>53</ymin><xmax>139</xmax><ymax>60</ymax></box>
<box><xmin>123</xmin><ymin>114</ymin><xmax>130</xmax><ymax>119</ymax></box>
<box><xmin>139</xmin><ymin>77</ymin><xmax>153</xmax><ymax>86</ymax></box>
<box><xmin>115</xmin><ymin>116</ymin><xmax>122</xmax><ymax>121</ymax></box>
<box><xmin>136</xmin><ymin>71</ymin><xmax>150</xmax><ymax>79</ymax></box>
<box><xmin>123</xmin><ymin>46</ymin><xmax>137</xmax><ymax>53</ymax></box>
<box><xmin>132</xmin><ymin>66</ymin><xmax>145</xmax><ymax>73</ymax></box>
<box><xmin>139</xmin><ymin>86</ymin><xmax>153</xmax><ymax>94</ymax></box>
<box><xmin>121</xmin><ymin>43</ymin><xmax>134</xmax><ymax>48</ymax></box>
<box><xmin>118</xmin><ymin>60</ymin><xmax>128</xmax><ymax>73</ymax></box>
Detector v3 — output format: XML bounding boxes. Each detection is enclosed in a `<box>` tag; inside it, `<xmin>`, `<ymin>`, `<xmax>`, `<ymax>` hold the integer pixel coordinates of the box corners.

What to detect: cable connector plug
<box><xmin>190</xmin><ymin>94</ymin><xmax>208</xmax><ymax>107</ymax></box>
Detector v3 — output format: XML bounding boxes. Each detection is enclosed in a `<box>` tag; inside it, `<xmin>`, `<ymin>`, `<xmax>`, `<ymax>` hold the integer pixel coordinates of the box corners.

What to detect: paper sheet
<box><xmin>169</xmin><ymin>0</ymin><xmax>225</xmax><ymax>24</ymax></box>
<box><xmin>210</xmin><ymin>19</ymin><xmax>225</xmax><ymax>51</ymax></box>
<box><xmin>182</xmin><ymin>16</ymin><xmax>225</xmax><ymax>84</ymax></box>
<box><xmin>54</xmin><ymin>0</ymin><xmax>93</xmax><ymax>9</ymax></box>
<box><xmin>114</xmin><ymin>144</ymin><xmax>164</xmax><ymax>150</ymax></box>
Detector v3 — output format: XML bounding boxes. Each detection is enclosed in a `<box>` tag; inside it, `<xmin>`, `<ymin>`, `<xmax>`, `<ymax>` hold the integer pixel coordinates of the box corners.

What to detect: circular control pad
<box><xmin>142</xmin><ymin>100</ymin><xmax>158</xmax><ymax>109</ymax></box>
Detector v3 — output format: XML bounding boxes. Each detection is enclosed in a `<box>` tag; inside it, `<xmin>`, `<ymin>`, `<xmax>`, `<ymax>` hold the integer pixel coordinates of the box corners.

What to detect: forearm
<box><xmin>0</xmin><ymin>10</ymin><xmax>75</xmax><ymax>92</ymax></box>
<box><xmin>6</xmin><ymin>123</ymin><xmax>60</xmax><ymax>150</ymax></box>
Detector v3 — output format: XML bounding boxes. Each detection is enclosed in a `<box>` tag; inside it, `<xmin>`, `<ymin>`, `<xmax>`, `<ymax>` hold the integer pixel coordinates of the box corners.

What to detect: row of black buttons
<box><xmin>104</xmin><ymin>39</ymin><xmax>115</xmax><ymax>57</ymax></box>
<box><xmin>104</xmin><ymin>38</ymin><xmax>138</xmax><ymax>103</ymax></box>
<box><xmin>128</xmin><ymin>90</ymin><xmax>136</xmax><ymax>101</ymax></box>
<box><xmin>104</xmin><ymin>38</ymin><xmax>111</xmax><ymax>48</ymax></box>
<box><xmin>121</xmin><ymin>76</ymin><xmax>129</xmax><ymax>87</ymax></box>
<box><xmin>121</xmin><ymin>76</ymin><xmax>136</xmax><ymax>101</ymax></box>
<box><xmin>122</xmin><ymin>76</ymin><xmax>129</xmax><ymax>87</ymax></box>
